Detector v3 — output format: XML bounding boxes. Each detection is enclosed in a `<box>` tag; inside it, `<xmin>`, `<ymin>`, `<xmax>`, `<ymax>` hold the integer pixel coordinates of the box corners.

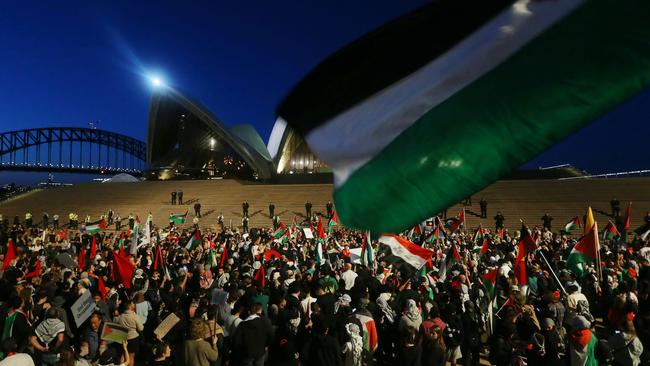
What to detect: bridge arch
<box><xmin>0</xmin><ymin>127</ymin><xmax>146</xmax><ymax>174</ymax></box>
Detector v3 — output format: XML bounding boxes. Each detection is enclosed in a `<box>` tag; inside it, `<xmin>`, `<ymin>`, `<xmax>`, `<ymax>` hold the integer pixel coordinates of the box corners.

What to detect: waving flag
<box><xmin>603</xmin><ymin>221</ymin><xmax>620</xmax><ymax>240</ymax></box>
<box><xmin>328</xmin><ymin>210</ymin><xmax>340</xmax><ymax>233</ymax></box>
<box><xmin>185</xmin><ymin>230</ymin><xmax>202</xmax><ymax>250</ymax></box>
<box><xmin>2</xmin><ymin>239</ymin><xmax>16</xmax><ymax>269</ymax></box>
<box><xmin>438</xmin><ymin>242</ymin><xmax>462</xmax><ymax>281</ymax></box>
<box><xmin>82</xmin><ymin>219</ymin><xmax>106</xmax><ymax>234</ymax></box>
<box><xmin>277</xmin><ymin>0</ymin><xmax>650</xmax><ymax>233</ymax></box>
<box><xmin>564</xmin><ymin>216</ymin><xmax>582</xmax><ymax>233</ymax></box>
<box><xmin>624</xmin><ymin>202</ymin><xmax>632</xmax><ymax>231</ymax></box>
<box><xmin>378</xmin><ymin>234</ymin><xmax>434</xmax><ymax>275</ymax></box>
<box><xmin>360</xmin><ymin>231</ymin><xmax>375</xmax><ymax>270</ymax></box>
<box><xmin>113</xmin><ymin>251</ymin><xmax>134</xmax><ymax>289</ymax></box>
<box><xmin>169</xmin><ymin>212</ymin><xmax>188</xmax><ymax>224</ymax></box>
<box><xmin>25</xmin><ymin>260</ymin><xmax>42</xmax><ymax>278</ymax></box>
<box><xmin>567</xmin><ymin>222</ymin><xmax>601</xmax><ymax>277</ymax></box>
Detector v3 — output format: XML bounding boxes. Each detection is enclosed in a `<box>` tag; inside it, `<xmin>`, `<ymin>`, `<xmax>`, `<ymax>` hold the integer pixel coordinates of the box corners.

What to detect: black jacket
<box><xmin>232</xmin><ymin>316</ymin><xmax>273</xmax><ymax>359</ymax></box>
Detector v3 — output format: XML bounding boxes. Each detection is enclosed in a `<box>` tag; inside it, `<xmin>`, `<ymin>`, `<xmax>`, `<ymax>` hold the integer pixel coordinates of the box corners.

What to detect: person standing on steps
<box><xmin>171</xmin><ymin>191</ymin><xmax>177</xmax><ymax>205</ymax></box>
<box><xmin>305</xmin><ymin>201</ymin><xmax>312</xmax><ymax>220</ymax></box>
<box><xmin>242</xmin><ymin>215</ymin><xmax>249</xmax><ymax>233</ymax></box>
<box><xmin>178</xmin><ymin>189</ymin><xmax>184</xmax><ymax>205</ymax></box>
<box><xmin>217</xmin><ymin>212</ymin><xmax>224</xmax><ymax>231</ymax></box>
<box><xmin>128</xmin><ymin>213</ymin><xmax>135</xmax><ymax>230</ymax></box>
<box><xmin>272</xmin><ymin>215</ymin><xmax>280</xmax><ymax>231</ymax></box>
<box><xmin>42</xmin><ymin>212</ymin><xmax>49</xmax><ymax>228</ymax></box>
<box><xmin>194</xmin><ymin>200</ymin><xmax>202</xmax><ymax>218</ymax></box>
<box><xmin>269</xmin><ymin>202</ymin><xmax>275</xmax><ymax>218</ymax></box>
<box><xmin>480</xmin><ymin>199</ymin><xmax>488</xmax><ymax>219</ymax></box>
<box><xmin>52</xmin><ymin>213</ymin><xmax>59</xmax><ymax>229</ymax></box>
<box><xmin>610</xmin><ymin>198</ymin><xmax>621</xmax><ymax>218</ymax></box>
<box><xmin>326</xmin><ymin>201</ymin><xmax>333</xmax><ymax>219</ymax></box>
<box><xmin>494</xmin><ymin>211</ymin><xmax>505</xmax><ymax>230</ymax></box>
<box><xmin>541</xmin><ymin>213</ymin><xmax>553</xmax><ymax>231</ymax></box>
<box><xmin>242</xmin><ymin>201</ymin><xmax>249</xmax><ymax>217</ymax></box>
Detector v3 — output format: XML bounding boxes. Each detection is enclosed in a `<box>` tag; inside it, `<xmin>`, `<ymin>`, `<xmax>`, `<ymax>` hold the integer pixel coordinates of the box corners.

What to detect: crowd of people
<box><xmin>0</xmin><ymin>202</ymin><xmax>648</xmax><ymax>366</ymax></box>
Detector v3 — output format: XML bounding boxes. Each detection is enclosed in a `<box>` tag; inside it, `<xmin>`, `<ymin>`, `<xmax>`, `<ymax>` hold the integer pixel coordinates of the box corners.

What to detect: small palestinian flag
<box><xmin>482</xmin><ymin>269</ymin><xmax>498</xmax><ymax>299</ymax></box>
<box><xmin>276</xmin><ymin>0</ymin><xmax>650</xmax><ymax>234</ymax></box>
<box><xmin>602</xmin><ymin>221</ymin><xmax>620</xmax><ymax>240</ymax></box>
<box><xmin>567</xmin><ymin>223</ymin><xmax>600</xmax><ymax>277</ymax></box>
<box><xmin>438</xmin><ymin>243</ymin><xmax>461</xmax><ymax>281</ymax></box>
<box><xmin>473</xmin><ymin>225</ymin><xmax>485</xmax><ymax>243</ymax></box>
<box><xmin>564</xmin><ymin>216</ymin><xmax>582</xmax><ymax>233</ymax></box>
<box><xmin>315</xmin><ymin>218</ymin><xmax>326</xmax><ymax>265</ymax></box>
<box><xmin>479</xmin><ymin>238</ymin><xmax>490</xmax><ymax>258</ymax></box>
<box><xmin>496</xmin><ymin>228</ymin><xmax>504</xmax><ymax>239</ymax></box>
<box><xmin>274</xmin><ymin>223</ymin><xmax>288</xmax><ymax>239</ymax></box>
<box><xmin>408</xmin><ymin>223</ymin><xmax>423</xmax><ymax>243</ymax></box>
<box><xmin>328</xmin><ymin>210</ymin><xmax>340</xmax><ymax>233</ymax></box>
<box><xmin>83</xmin><ymin>219</ymin><xmax>107</xmax><ymax>234</ymax></box>
<box><xmin>360</xmin><ymin>231</ymin><xmax>375</xmax><ymax>270</ymax></box>
<box><xmin>185</xmin><ymin>230</ymin><xmax>202</xmax><ymax>250</ymax></box>
<box><xmin>169</xmin><ymin>212</ymin><xmax>188</xmax><ymax>224</ymax></box>
<box><xmin>427</xmin><ymin>225</ymin><xmax>444</xmax><ymax>244</ymax></box>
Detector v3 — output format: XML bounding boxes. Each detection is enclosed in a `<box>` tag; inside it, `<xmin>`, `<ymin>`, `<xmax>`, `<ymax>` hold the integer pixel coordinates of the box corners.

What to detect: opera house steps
<box><xmin>0</xmin><ymin>178</ymin><xmax>648</xmax><ymax>235</ymax></box>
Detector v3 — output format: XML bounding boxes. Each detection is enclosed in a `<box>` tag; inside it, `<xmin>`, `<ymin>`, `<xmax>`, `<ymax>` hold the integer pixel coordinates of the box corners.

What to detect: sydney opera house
<box><xmin>145</xmin><ymin>88</ymin><xmax>329</xmax><ymax>181</ymax></box>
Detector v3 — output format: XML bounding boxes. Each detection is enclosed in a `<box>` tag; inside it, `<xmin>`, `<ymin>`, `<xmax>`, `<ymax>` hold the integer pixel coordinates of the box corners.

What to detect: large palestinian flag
<box><xmin>276</xmin><ymin>0</ymin><xmax>650</xmax><ymax>233</ymax></box>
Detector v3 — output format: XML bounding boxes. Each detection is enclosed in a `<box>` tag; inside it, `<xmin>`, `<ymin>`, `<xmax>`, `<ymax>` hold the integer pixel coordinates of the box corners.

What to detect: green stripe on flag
<box><xmin>334</xmin><ymin>0</ymin><xmax>650</xmax><ymax>232</ymax></box>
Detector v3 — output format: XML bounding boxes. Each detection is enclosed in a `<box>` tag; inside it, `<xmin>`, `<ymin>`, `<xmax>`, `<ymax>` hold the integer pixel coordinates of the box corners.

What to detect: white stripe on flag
<box><xmin>379</xmin><ymin>235</ymin><xmax>431</xmax><ymax>270</ymax></box>
<box><xmin>303</xmin><ymin>0</ymin><xmax>585</xmax><ymax>186</ymax></box>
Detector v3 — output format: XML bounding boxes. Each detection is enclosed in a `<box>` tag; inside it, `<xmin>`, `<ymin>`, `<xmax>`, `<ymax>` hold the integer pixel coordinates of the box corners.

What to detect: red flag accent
<box><xmin>154</xmin><ymin>245</ymin><xmax>163</xmax><ymax>270</ymax></box>
<box><xmin>90</xmin><ymin>236</ymin><xmax>97</xmax><ymax>260</ymax></box>
<box><xmin>25</xmin><ymin>260</ymin><xmax>41</xmax><ymax>278</ymax></box>
<box><xmin>458</xmin><ymin>209</ymin><xmax>465</xmax><ymax>224</ymax></box>
<box><xmin>624</xmin><ymin>202</ymin><xmax>632</xmax><ymax>230</ymax></box>
<box><xmin>113</xmin><ymin>251</ymin><xmax>134</xmax><ymax>289</ymax></box>
<box><xmin>482</xmin><ymin>268</ymin><xmax>498</xmax><ymax>285</ymax></box>
<box><xmin>518</xmin><ymin>224</ymin><xmax>538</xmax><ymax>253</ymax></box>
<box><xmin>253</xmin><ymin>265</ymin><xmax>265</xmax><ymax>288</ymax></box>
<box><xmin>514</xmin><ymin>242</ymin><xmax>527</xmax><ymax>285</ymax></box>
<box><xmin>480</xmin><ymin>238</ymin><xmax>490</xmax><ymax>256</ymax></box>
<box><xmin>97</xmin><ymin>276</ymin><xmax>107</xmax><ymax>300</ymax></box>
<box><xmin>219</xmin><ymin>244</ymin><xmax>229</xmax><ymax>268</ymax></box>
<box><xmin>78</xmin><ymin>244</ymin><xmax>86</xmax><ymax>270</ymax></box>
<box><xmin>2</xmin><ymin>239</ymin><xmax>16</xmax><ymax>270</ymax></box>
<box><xmin>574</xmin><ymin>224</ymin><xmax>600</xmax><ymax>260</ymax></box>
<box><xmin>316</xmin><ymin>217</ymin><xmax>326</xmax><ymax>239</ymax></box>
<box><xmin>497</xmin><ymin>228</ymin><xmax>504</xmax><ymax>238</ymax></box>
<box><xmin>264</xmin><ymin>249</ymin><xmax>282</xmax><ymax>261</ymax></box>
<box><xmin>98</xmin><ymin>219</ymin><xmax>107</xmax><ymax>230</ymax></box>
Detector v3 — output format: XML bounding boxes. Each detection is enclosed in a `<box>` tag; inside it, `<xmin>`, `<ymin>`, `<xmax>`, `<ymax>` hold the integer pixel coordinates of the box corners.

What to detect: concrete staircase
<box><xmin>0</xmin><ymin>177</ymin><xmax>648</xmax><ymax>233</ymax></box>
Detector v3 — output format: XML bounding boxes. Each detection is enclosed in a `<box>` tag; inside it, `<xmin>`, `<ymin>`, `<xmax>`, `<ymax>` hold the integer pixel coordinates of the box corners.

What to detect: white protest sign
<box><xmin>71</xmin><ymin>290</ymin><xmax>95</xmax><ymax>327</ymax></box>
<box><xmin>303</xmin><ymin>228</ymin><xmax>314</xmax><ymax>239</ymax></box>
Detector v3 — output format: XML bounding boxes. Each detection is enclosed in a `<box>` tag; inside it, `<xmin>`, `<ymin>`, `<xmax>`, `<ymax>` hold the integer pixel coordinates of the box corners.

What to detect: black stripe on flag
<box><xmin>277</xmin><ymin>0</ymin><xmax>516</xmax><ymax>136</ymax></box>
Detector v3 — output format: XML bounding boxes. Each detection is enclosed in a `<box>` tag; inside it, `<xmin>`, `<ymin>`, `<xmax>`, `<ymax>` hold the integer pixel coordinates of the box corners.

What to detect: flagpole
<box><xmin>538</xmin><ymin>251</ymin><xmax>567</xmax><ymax>296</ymax></box>
<box><xmin>594</xmin><ymin>221</ymin><xmax>602</xmax><ymax>281</ymax></box>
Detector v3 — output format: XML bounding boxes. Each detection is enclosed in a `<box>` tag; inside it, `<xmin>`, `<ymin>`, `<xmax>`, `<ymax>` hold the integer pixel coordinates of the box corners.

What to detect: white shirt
<box><xmin>0</xmin><ymin>354</ymin><xmax>35</xmax><ymax>366</ymax></box>
<box><xmin>341</xmin><ymin>270</ymin><xmax>358</xmax><ymax>291</ymax></box>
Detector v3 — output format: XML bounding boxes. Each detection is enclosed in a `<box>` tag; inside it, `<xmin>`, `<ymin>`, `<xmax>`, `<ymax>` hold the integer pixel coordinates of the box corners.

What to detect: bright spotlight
<box><xmin>148</xmin><ymin>75</ymin><xmax>165</xmax><ymax>88</ymax></box>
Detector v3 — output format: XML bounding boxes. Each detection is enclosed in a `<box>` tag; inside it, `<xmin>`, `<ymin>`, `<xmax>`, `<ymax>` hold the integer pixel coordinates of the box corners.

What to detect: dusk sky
<box><xmin>0</xmin><ymin>1</ymin><xmax>648</xmax><ymax>184</ymax></box>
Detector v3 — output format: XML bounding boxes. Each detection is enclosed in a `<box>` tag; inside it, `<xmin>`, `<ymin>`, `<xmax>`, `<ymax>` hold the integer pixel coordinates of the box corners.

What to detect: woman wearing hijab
<box><xmin>374</xmin><ymin>292</ymin><xmax>397</xmax><ymax>365</ymax></box>
<box><xmin>399</xmin><ymin>299</ymin><xmax>422</xmax><ymax>337</ymax></box>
